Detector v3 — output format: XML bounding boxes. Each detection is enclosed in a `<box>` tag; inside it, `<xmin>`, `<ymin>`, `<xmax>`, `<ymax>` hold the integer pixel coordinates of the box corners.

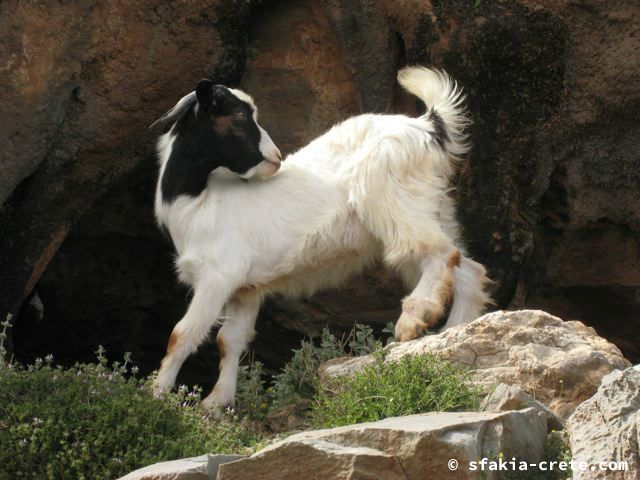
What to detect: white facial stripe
<box><xmin>228</xmin><ymin>88</ymin><xmax>256</xmax><ymax>110</ymax></box>
<box><xmin>258</xmin><ymin>125</ymin><xmax>278</xmax><ymax>159</ymax></box>
<box><xmin>229</xmin><ymin>87</ymin><xmax>259</xmax><ymax>121</ymax></box>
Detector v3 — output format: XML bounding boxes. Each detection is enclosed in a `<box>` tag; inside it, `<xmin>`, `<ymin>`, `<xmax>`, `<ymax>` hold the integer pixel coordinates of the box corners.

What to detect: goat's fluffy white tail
<box><xmin>397</xmin><ymin>67</ymin><xmax>470</xmax><ymax>157</ymax></box>
<box><xmin>347</xmin><ymin>67</ymin><xmax>471</xmax><ymax>265</ymax></box>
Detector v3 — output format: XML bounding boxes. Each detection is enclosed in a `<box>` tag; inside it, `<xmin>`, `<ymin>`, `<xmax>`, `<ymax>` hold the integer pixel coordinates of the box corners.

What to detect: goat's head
<box><xmin>152</xmin><ymin>80</ymin><xmax>282</xmax><ymax>180</ymax></box>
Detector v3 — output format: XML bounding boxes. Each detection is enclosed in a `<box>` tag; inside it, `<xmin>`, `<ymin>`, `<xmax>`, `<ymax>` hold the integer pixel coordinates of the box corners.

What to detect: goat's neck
<box><xmin>160</xmin><ymin>135</ymin><xmax>224</xmax><ymax>204</ymax></box>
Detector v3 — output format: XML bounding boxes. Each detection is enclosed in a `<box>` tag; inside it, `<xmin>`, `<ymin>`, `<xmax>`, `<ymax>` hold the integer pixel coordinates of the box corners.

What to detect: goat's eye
<box><xmin>235</xmin><ymin>111</ymin><xmax>246</xmax><ymax>120</ymax></box>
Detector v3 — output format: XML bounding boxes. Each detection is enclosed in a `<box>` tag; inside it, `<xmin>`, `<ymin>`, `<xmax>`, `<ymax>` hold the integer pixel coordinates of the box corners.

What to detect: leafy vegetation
<box><xmin>234</xmin><ymin>323</ymin><xmax>480</xmax><ymax>431</ymax></box>
<box><xmin>312</xmin><ymin>352</ymin><xmax>481</xmax><ymax>427</ymax></box>
<box><xmin>0</xmin><ymin>344</ymin><xmax>261</xmax><ymax>480</ymax></box>
<box><xmin>0</xmin><ymin>317</ymin><xmax>485</xmax><ymax>478</ymax></box>
<box><xmin>0</xmin><ymin>314</ymin><xmax>12</xmax><ymax>368</ymax></box>
<box><xmin>504</xmin><ymin>431</ymin><xmax>573</xmax><ymax>480</ymax></box>
<box><xmin>235</xmin><ymin>324</ymin><xmax>383</xmax><ymax>419</ymax></box>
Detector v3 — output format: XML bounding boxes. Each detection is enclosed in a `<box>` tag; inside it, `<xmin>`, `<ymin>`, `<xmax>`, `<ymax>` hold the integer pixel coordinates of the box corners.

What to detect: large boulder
<box><xmin>567</xmin><ymin>365</ymin><xmax>640</xmax><ymax>480</ymax></box>
<box><xmin>480</xmin><ymin>383</ymin><xmax>564</xmax><ymax>432</ymax></box>
<box><xmin>217</xmin><ymin>410</ymin><xmax>548</xmax><ymax>480</ymax></box>
<box><xmin>320</xmin><ymin>310</ymin><xmax>631</xmax><ymax>417</ymax></box>
<box><xmin>118</xmin><ymin>454</ymin><xmax>244</xmax><ymax>480</ymax></box>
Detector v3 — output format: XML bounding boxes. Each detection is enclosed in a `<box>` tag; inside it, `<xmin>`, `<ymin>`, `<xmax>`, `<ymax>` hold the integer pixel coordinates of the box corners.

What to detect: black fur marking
<box><xmin>429</xmin><ymin>108</ymin><xmax>449</xmax><ymax>147</ymax></box>
<box><xmin>196</xmin><ymin>79</ymin><xmax>214</xmax><ymax>109</ymax></box>
<box><xmin>159</xmin><ymin>223</ymin><xmax>176</xmax><ymax>252</ymax></box>
<box><xmin>160</xmin><ymin>84</ymin><xmax>264</xmax><ymax>204</ymax></box>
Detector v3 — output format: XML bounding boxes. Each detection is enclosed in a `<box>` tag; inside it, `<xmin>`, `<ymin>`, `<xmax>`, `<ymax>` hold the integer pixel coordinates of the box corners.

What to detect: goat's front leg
<box><xmin>201</xmin><ymin>292</ymin><xmax>260</xmax><ymax>413</ymax></box>
<box><xmin>153</xmin><ymin>272</ymin><xmax>235</xmax><ymax>396</ymax></box>
<box><xmin>395</xmin><ymin>248</ymin><xmax>460</xmax><ymax>342</ymax></box>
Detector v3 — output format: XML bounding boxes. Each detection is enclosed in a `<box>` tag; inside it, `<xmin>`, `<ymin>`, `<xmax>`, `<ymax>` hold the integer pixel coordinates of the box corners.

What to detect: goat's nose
<box><xmin>276</xmin><ymin>148</ymin><xmax>283</xmax><ymax>161</ymax></box>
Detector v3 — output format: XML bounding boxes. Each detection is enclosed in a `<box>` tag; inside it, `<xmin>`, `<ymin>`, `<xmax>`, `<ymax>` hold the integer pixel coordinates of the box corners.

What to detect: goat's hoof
<box><xmin>395</xmin><ymin>297</ymin><xmax>441</xmax><ymax>342</ymax></box>
<box><xmin>152</xmin><ymin>387</ymin><xmax>167</xmax><ymax>399</ymax></box>
<box><xmin>152</xmin><ymin>380</ymin><xmax>172</xmax><ymax>399</ymax></box>
<box><xmin>201</xmin><ymin>394</ymin><xmax>234</xmax><ymax>418</ymax></box>
<box><xmin>395</xmin><ymin>311</ymin><xmax>428</xmax><ymax>342</ymax></box>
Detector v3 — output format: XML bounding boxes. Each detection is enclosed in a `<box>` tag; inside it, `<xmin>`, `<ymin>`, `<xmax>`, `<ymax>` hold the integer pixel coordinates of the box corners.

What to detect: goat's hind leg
<box><xmin>441</xmin><ymin>255</ymin><xmax>491</xmax><ymax>330</ymax></box>
<box><xmin>395</xmin><ymin>249</ymin><xmax>461</xmax><ymax>342</ymax></box>
<box><xmin>153</xmin><ymin>272</ymin><xmax>234</xmax><ymax>396</ymax></box>
<box><xmin>201</xmin><ymin>291</ymin><xmax>260</xmax><ymax>413</ymax></box>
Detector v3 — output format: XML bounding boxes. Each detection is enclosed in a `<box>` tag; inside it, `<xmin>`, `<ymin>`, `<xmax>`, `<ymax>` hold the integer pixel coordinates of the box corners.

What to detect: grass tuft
<box><xmin>312</xmin><ymin>352</ymin><xmax>481</xmax><ymax>428</ymax></box>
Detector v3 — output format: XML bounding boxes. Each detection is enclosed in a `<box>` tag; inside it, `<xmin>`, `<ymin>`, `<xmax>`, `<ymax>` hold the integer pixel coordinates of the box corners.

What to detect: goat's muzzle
<box><xmin>255</xmin><ymin>150</ymin><xmax>282</xmax><ymax>178</ymax></box>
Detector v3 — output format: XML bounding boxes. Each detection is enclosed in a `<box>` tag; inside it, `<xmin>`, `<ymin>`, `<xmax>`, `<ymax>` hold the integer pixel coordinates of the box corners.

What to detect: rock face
<box><xmin>321</xmin><ymin>311</ymin><xmax>631</xmax><ymax>417</ymax></box>
<box><xmin>224</xmin><ymin>440</ymin><xmax>408</xmax><ymax>480</ymax></box>
<box><xmin>2</xmin><ymin>0</ymin><xmax>638</xmax><ymax>380</ymax></box>
<box><xmin>119</xmin><ymin>455</ymin><xmax>244</xmax><ymax>480</ymax></box>
<box><xmin>217</xmin><ymin>410</ymin><xmax>548</xmax><ymax>480</ymax></box>
<box><xmin>0</xmin><ymin>0</ymin><xmax>254</xmax><ymax>366</ymax></box>
<box><xmin>118</xmin><ymin>454</ymin><xmax>244</xmax><ymax>480</ymax></box>
<box><xmin>567</xmin><ymin>365</ymin><xmax>640</xmax><ymax>480</ymax></box>
<box><xmin>480</xmin><ymin>383</ymin><xmax>564</xmax><ymax>432</ymax></box>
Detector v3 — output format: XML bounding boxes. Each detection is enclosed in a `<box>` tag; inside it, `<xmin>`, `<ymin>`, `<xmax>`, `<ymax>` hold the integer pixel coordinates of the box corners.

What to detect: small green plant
<box><xmin>348</xmin><ymin>324</ymin><xmax>381</xmax><ymax>356</ymax></box>
<box><xmin>235</xmin><ymin>324</ymin><xmax>383</xmax><ymax>419</ymax></box>
<box><xmin>312</xmin><ymin>353</ymin><xmax>481</xmax><ymax>428</ymax></box>
<box><xmin>235</xmin><ymin>359</ymin><xmax>269</xmax><ymax>420</ymax></box>
<box><xmin>383</xmin><ymin>321</ymin><xmax>396</xmax><ymax>345</ymax></box>
<box><xmin>0</xmin><ymin>314</ymin><xmax>13</xmax><ymax>367</ymax></box>
<box><xmin>268</xmin><ymin>339</ymin><xmax>325</xmax><ymax>409</ymax></box>
<box><xmin>0</xmin><ymin>347</ymin><xmax>262</xmax><ymax>480</ymax></box>
<box><xmin>504</xmin><ymin>431</ymin><xmax>572</xmax><ymax>480</ymax></box>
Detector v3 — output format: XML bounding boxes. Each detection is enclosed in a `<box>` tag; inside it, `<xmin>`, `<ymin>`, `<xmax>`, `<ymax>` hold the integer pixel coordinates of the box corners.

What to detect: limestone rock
<box><xmin>567</xmin><ymin>365</ymin><xmax>640</xmax><ymax>479</ymax></box>
<box><xmin>321</xmin><ymin>310</ymin><xmax>631</xmax><ymax>417</ymax></box>
<box><xmin>265</xmin><ymin>400</ymin><xmax>311</xmax><ymax>433</ymax></box>
<box><xmin>220</xmin><ymin>440</ymin><xmax>406</xmax><ymax>480</ymax></box>
<box><xmin>118</xmin><ymin>454</ymin><xmax>244</xmax><ymax>480</ymax></box>
<box><xmin>317</xmin><ymin>355</ymin><xmax>377</xmax><ymax>385</ymax></box>
<box><xmin>480</xmin><ymin>383</ymin><xmax>564</xmax><ymax>432</ymax></box>
<box><xmin>218</xmin><ymin>409</ymin><xmax>548</xmax><ymax>480</ymax></box>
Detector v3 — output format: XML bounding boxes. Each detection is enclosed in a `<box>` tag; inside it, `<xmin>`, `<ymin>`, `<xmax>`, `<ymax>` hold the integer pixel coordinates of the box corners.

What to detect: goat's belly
<box><xmin>239</xmin><ymin>213</ymin><xmax>381</xmax><ymax>299</ymax></box>
<box><xmin>241</xmin><ymin>245</ymin><xmax>379</xmax><ymax>300</ymax></box>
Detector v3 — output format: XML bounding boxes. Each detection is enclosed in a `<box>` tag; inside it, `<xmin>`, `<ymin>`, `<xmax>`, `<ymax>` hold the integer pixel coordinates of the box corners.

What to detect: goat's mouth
<box><xmin>265</xmin><ymin>159</ymin><xmax>281</xmax><ymax>169</ymax></box>
<box><xmin>262</xmin><ymin>158</ymin><xmax>281</xmax><ymax>175</ymax></box>
<box><xmin>246</xmin><ymin>158</ymin><xmax>281</xmax><ymax>179</ymax></box>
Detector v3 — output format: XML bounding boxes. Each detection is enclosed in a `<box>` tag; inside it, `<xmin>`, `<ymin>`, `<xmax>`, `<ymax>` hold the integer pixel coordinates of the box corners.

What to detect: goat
<box><xmin>151</xmin><ymin>67</ymin><xmax>491</xmax><ymax>411</ymax></box>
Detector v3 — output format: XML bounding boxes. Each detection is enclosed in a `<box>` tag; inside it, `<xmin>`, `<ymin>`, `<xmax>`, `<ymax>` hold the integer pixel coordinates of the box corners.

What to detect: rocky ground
<box><xmin>119</xmin><ymin>310</ymin><xmax>639</xmax><ymax>479</ymax></box>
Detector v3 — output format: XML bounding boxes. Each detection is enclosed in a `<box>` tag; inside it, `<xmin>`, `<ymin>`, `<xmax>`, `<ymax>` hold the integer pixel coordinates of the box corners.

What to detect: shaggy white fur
<box><xmin>153</xmin><ymin>67</ymin><xmax>491</xmax><ymax>411</ymax></box>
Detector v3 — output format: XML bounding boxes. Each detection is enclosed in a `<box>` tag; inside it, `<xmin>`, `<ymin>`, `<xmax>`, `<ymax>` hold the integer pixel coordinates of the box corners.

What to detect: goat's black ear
<box><xmin>196</xmin><ymin>79</ymin><xmax>214</xmax><ymax>110</ymax></box>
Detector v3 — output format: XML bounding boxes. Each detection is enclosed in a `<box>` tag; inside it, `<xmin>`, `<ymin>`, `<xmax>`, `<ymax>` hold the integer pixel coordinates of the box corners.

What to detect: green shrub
<box><xmin>0</xmin><ymin>314</ymin><xmax>12</xmax><ymax>368</ymax></box>
<box><xmin>348</xmin><ymin>324</ymin><xmax>382</xmax><ymax>356</ymax></box>
<box><xmin>504</xmin><ymin>431</ymin><xmax>572</xmax><ymax>480</ymax></box>
<box><xmin>268</xmin><ymin>339</ymin><xmax>325</xmax><ymax>409</ymax></box>
<box><xmin>236</xmin><ymin>325</ymin><xmax>382</xmax><ymax>419</ymax></box>
<box><xmin>235</xmin><ymin>359</ymin><xmax>269</xmax><ymax>420</ymax></box>
<box><xmin>312</xmin><ymin>352</ymin><xmax>481</xmax><ymax>428</ymax></box>
<box><xmin>0</xmin><ymin>349</ymin><xmax>261</xmax><ymax>480</ymax></box>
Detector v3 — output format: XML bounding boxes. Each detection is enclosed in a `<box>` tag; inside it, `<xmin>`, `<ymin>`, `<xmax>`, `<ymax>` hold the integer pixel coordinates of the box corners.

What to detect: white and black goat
<box><xmin>151</xmin><ymin>67</ymin><xmax>491</xmax><ymax>410</ymax></box>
